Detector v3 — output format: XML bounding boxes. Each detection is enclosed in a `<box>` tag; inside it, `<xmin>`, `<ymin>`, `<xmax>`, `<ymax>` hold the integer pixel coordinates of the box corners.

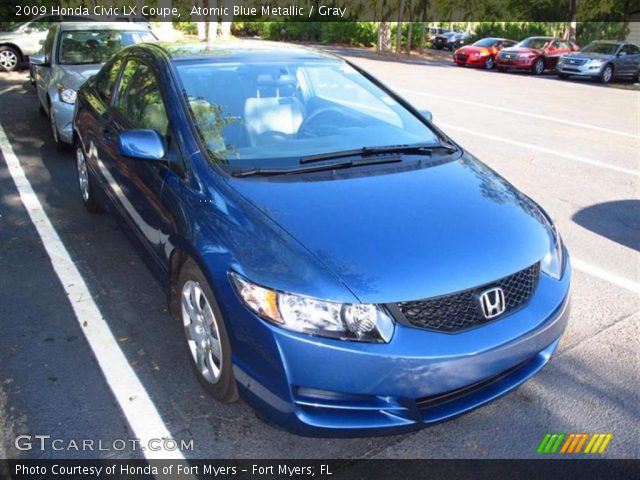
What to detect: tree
<box><xmin>396</xmin><ymin>0</ymin><xmax>405</xmax><ymax>54</ymax></box>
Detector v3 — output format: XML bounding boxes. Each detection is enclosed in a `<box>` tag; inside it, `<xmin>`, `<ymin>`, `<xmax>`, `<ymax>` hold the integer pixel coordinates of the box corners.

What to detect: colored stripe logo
<box><xmin>537</xmin><ymin>433</ymin><xmax>612</xmax><ymax>454</ymax></box>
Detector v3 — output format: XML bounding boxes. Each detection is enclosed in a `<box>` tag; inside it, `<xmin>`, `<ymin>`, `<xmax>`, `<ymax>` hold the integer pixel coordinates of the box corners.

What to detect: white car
<box><xmin>31</xmin><ymin>22</ymin><xmax>156</xmax><ymax>149</ymax></box>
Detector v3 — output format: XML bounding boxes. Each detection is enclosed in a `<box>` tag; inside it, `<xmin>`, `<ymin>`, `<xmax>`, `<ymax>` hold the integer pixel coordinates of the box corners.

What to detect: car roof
<box><xmin>57</xmin><ymin>22</ymin><xmax>150</xmax><ymax>32</ymax></box>
<box><xmin>148</xmin><ymin>41</ymin><xmax>338</xmax><ymax>63</ymax></box>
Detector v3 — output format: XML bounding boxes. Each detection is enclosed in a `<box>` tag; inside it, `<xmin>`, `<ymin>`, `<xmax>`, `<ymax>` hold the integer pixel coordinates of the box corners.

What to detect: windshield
<box><xmin>58</xmin><ymin>30</ymin><xmax>155</xmax><ymax>65</ymax></box>
<box><xmin>581</xmin><ymin>42</ymin><xmax>618</xmax><ymax>55</ymax></box>
<box><xmin>517</xmin><ymin>38</ymin><xmax>549</xmax><ymax>49</ymax></box>
<box><xmin>473</xmin><ymin>38</ymin><xmax>499</xmax><ymax>47</ymax></box>
<box><xmin>176</xmin><ymin>59</ymin><xmax>439</xmax><ymax>167</ymax></box>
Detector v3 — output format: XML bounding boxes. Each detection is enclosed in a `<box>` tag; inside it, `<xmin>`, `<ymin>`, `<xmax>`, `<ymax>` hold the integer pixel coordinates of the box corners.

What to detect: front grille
<box><xmin>397</xmin><ymin>263</ymin><xmax>540</xmax><ymax>333</ymax></box>
<box><xmin>564</xmin><ymin>58</ymin><xmax>587</xmax><ymax>66</ymax></box>
<box><xmin>457</xmin><ymin>54</ymin><xmax>469</xmax><ymax>61</ymax></box>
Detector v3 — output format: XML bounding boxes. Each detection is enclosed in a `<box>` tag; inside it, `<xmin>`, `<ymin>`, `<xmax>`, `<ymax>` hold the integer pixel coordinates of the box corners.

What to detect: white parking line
<box><xmin>439</xmin><ymin>123</ymin><xmax>640</xmax><ymax>177</ymax></box>
<box><xmin>571</xmin><ymin>257</ymin><xmax>640</xmax><ymax>294</ymax></box>
<box><xmin>398</xmin><ymin>88</ymin><xmax>639</xmax><ymax>140</ymax></box>
<box><xmin>0</xmin><ymin>123</ymin><xmax>183</xmax><ymax>461</ymax></box>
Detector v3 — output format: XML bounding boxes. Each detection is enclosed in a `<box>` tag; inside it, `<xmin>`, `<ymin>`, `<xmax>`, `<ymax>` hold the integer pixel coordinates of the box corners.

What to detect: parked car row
<box><xmin>453</xmin><ymin>36</ymin><xmax>640</xmax><ymax>84</ymax></box>
<box><xmin>5</xmin><ymin>18</ymin><xmax>574</xmax><ymax>435</ymax></box>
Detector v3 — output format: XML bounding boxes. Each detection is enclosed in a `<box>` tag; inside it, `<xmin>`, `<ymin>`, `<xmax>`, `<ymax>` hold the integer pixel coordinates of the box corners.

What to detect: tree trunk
<box><xmin>396</xmin><ymin>0</ymin><xmax>405</xmax><ymax>55</ymax></box>
<box><xmin>377</xmin><ymin>22</ymin><xmax>392</xmax><ymax>53</ymax></box>
<box><xmin>406</xmin><ymin>0</ymin><xmax>415</xmax><ymax>55</ymax></box>
<box><xmin>218</xmin><ymin>0</ymin><xmax>234</xmax><ymax>39</ymax></box>
<box><xmin>564</xmin><ymin>0</ymin><xmax>578</xmax><ymax>42</ymax></box>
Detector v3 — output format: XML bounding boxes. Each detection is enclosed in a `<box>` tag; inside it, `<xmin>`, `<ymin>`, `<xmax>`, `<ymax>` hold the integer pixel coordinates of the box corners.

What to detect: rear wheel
<box><xmin>178</xmin><ymin>259</ymin><xmax>238</xmax><ymax>403</ymax></box>
<box><xmin>599</xmin><ymin>64</ymin><xmax>613</xmax><ymax>84</ymax></box>
<box><xmin>75</xmin><ymin>142</ymin><xmax>101</xmax><ymax>213</ymax></box>
<box><xmin>483</xmin><ymin>56</ymin><xmax>495</xmax><ymax>70</ymax></box>
<box><xmin>532</xmin><ymin>57</ymin><xmax>545</xmax><ymax>75</ymax></box>
<box><xmin>0</xmin><ymin>46</ymin><xmax>20</xmax><ymax>72</ymax></box>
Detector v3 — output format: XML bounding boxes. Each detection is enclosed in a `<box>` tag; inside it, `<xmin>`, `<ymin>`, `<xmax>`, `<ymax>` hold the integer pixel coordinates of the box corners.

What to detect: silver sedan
<box><xmin>31</xmin><ymin>22</ymin><xmax>156</xmax><ymax>148</ymax></box>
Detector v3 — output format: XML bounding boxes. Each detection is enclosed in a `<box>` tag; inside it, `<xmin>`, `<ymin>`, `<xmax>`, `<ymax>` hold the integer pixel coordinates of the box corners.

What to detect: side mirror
<box><xmin>29</xmin><ymin>54</ymin><xmax>48</xmax><ymax>67</ymax></box>
<box><xmin>23</xmin><ymin>27</ymin><xmax>33</xmax><ymax>34</ymax></box>
<box><xmin>118</xmin><ymin>130</ymin><xmax>165</xmax><ymax>160</ymax></box>
<box><xmin>419</xmin><ymin>109</ymin><xmax>433</xmax><ymax>123</ymax></box>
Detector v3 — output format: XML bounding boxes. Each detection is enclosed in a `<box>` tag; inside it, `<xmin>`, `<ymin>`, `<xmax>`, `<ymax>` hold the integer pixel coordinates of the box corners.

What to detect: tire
<box><xmin>632</xmin><ymin>71</ymin><xmax>639</xmax><ymax>84</ymax></box>
<box><xmin>599</xmin><ymin>64</ymin><xmax>613</xmax><ymax>84</ymax></box>
<box><xmin>483</xmin><ymin>56</ymin><xmax>495</xmax><ymax>70</ymax></box>
<box><xmin>75</xmin><ymin>142</ymin><xmax>102</xmax><ymax>213</ymax></box>
<box><xmin>532</xmin><ymin>57</ymin><xmax>545</xmax><ymax>75</ymax></box>
<box><xmin>49</xmin><ymin>99</ymin><xmax>65</xmax><ymax>151</ymax></box>
<box><xmin>39</xmin><ymin>101</ymin><xmax>46</xmax><ymax>116</ymax></box>
<box><xmin>558</xmin><ymin>73</ymin><xmax>568</xmax><ymax>79</ymax></box>
<box><xmin>177</xmin><ymin>259</ymin><xmax>239</xmax><ymax>403</ymax></box>
<box><xmin>0</xmin><ymin>46</ymin><xmax>20</xmax><ymax>72</ymax></box>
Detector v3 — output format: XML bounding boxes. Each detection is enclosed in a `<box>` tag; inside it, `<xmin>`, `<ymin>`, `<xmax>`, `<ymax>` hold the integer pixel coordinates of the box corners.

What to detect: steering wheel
<box><xmin>297</xmin><ymin>107</ymin><xmax>349</xmax><ymax>138</ymax></box>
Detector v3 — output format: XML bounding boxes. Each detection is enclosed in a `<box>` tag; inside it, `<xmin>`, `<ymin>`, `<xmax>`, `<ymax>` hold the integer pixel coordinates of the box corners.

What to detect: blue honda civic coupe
<box><xmin>72</xmin><ymin>42</ymin><xmax>570</xmax><ymax>436</ymax></box>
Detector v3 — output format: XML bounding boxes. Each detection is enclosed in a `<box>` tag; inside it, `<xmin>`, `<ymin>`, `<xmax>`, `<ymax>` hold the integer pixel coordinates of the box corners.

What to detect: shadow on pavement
<box><xmin>573</xmin><ymin>200</ymin><xmax>640</xmax><ymax>252</ymax></box>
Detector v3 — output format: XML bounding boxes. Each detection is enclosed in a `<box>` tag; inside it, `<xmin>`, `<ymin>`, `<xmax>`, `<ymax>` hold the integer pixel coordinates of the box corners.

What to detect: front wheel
<box><xmin>49</xmin><ymin>100</ymin><xmax>65</xmax><ymax>151</ymax></box>
<box><xmin>483</xmin><ymin>56</ymin><xmax>495</xmax><ymax>70</ymax></box>
<box><xmin>0</xmin><ymin>46</ymin><xmax>20</xmax><ymax>72</ymax></box>
<box><xmin>178</xmin><ymin>259</ymin><xmax>239</xmax><ymax>403</ymax></box>
<box><xmin>599</xmin><ymin>64</ymin><xmax>613</xmax><ymax>84</ymax></box>
<box><xmin>532</xmin><ymin>57</ymin><xmax>545</xmax><ymax>75</ymax></box>
<box><xmin>75</xmin><ymin>143</ymin><xmax>102</xmax><ymax>213</ymax></box>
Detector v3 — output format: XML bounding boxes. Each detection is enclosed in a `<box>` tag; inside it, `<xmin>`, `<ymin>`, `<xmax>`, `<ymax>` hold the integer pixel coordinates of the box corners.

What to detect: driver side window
<box><xmin>114</xmin><ymin>59</ymin><xmax>169</xmax><ymax>136</ymax></box>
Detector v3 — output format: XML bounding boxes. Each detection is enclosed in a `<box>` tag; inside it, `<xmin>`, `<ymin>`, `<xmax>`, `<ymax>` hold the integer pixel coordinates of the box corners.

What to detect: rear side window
<box><xmin>95</xmin><ymin>59</ymin><xmax>122</xmax><ymax>103</ymax></box>
<box><xmin>623</xmin><ymin>44</ymin><xmax>640</xmax><ymax>55</ymax></box>
<box><xmin>114</xmin><ymin>59</ymin><xmax>169</xmax><ymax>136</ymax></box>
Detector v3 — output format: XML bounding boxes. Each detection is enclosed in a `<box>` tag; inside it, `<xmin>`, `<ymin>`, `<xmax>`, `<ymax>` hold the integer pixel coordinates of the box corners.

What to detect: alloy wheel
<box><xmin>485</xmin><ymin>57</ymin><xmax>494</xmax><ymax>70</ymax></box>
<box><xmin>50</xmin><ymin>106</ymin><xmax>59</xmax><ymax>144</ymax></box>
<box><xmin>0</xmin><ymin>50</ymin><xmax>18</xmax><ymax>70</ymax></box>
<box><xmin>181</xmin><ymin>280</ymin><xmax>223</xmax><ymax>384</ymax></box>
<box><xmin>534</xmin><ymin>58</ymin><xmax>544</xmax><ymax>75</ymax></box>
<box><xmin>602</xmin><ymin>65</ymin><xmax>612</xmax><ymax>83</ymax></box>
<box><xmin>76</xmin><ymin>146</ymin><xmax>89</xmax><ymax>202</ymax></box>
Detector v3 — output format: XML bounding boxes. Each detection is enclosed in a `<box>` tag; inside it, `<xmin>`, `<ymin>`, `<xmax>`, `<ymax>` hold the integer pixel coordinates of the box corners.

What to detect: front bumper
<box><xmin>454</xmin><ymin>53</ymin><xmax>487</xmax><ymax>66</ymax></box>
<box><xmin>51</xmin><ymin>99</ymin><xmax>75</xmax><ymax>144</ymax></box>
<box><xmin>225</xmin><ymin>262</ymin><xmax>571</xmax><ymax>437</ymax></box>
<box><xmin>557</xmin><ymin>62</ymin><xmax>604</xmax><ymax>77</ymax></box>
<box><xmin>497</xmin><ymin>57</ymin><xmax>536</xmax><ymax>70</ymax></box>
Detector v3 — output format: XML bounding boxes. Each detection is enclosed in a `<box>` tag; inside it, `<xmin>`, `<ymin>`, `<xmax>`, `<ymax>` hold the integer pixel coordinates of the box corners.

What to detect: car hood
<box><xmin>56</xmin><ymin>64</ymin><xmax>102</xmax><ymax>89</ymax></box>
<box><xmin>228</xmin><ymin>154</ymin><xmax>552</xmax><ymax>304</ymax></box>
<box><xmin>457</xmin><ymin>46</ymin><xmax>490</xmax><ymax>54</ymax></box>
<box><xmin>564</xmin><ymin>51</ymin><xmax>613</xmax><ymax>60</ymax></box>
<box><xmin>501</xmin><ymin>47</ymin><xmax>542</xmax><ymax>55</ymax></box>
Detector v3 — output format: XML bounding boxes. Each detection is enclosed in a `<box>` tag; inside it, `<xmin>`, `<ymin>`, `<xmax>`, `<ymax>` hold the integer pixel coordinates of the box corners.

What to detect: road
<box><xmin>0</xmin><ymin>46</ymin><xmax>638</xmax><ymax>460</ymax></box>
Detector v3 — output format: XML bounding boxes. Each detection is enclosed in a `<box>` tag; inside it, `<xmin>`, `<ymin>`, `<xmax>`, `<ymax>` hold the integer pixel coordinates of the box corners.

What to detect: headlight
<box><xmin>557</xmin><ymin>57</ymin><xmax>565</xmax><ymax>64</ymax></box>
<box><xmin>229</xmin><ymin>272</ymin><xmax>394</xmax><ymax>343</ymax></box>
<box><xmin>58</xmin><ymin>86</ymin><xmax>77</xmax><ymax>104</ymax></box>
<box><xmin>589</xmin><ymin>58</ymin><xmax>605</xmax><ymax>66</ymax></box>
<box><xmin>538</xmin><ymin>213</ymin><xmax>565</xmax><ymax>280</ymax></box>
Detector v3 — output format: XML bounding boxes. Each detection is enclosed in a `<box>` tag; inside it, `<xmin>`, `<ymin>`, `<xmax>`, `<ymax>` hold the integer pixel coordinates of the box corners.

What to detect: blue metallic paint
<box><xmin>73</xmin><ymin>44</ymin><xmax>571</xmax><ymax>436</ymax></box>
<box><xmin>118</xmin><ymin>129</ymin><xmax>166</xmax><ymax>161</ymax></box>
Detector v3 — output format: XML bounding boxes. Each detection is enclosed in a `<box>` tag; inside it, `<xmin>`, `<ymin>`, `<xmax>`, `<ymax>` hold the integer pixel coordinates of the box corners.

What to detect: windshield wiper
<box><xmin>299</xmin><ymin>141</ymin><xmax>458</xmax><ymax>164</ymax></box>
<box><xmin>231</xmin><ymin>156</ymin><xmax>402</xmax><ymax>178</ymax></box>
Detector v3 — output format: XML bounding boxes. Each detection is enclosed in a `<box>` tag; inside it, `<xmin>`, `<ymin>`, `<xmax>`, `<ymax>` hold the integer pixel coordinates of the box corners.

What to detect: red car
<box><xmin>496</xmin><ymin>36</ymin><xmax>579</xmax><ymax>75</ymax></box>
<box><xmin>453</xmin><ymin>38</ymin><xmax>518</xmax><ymax>70</ymax></box>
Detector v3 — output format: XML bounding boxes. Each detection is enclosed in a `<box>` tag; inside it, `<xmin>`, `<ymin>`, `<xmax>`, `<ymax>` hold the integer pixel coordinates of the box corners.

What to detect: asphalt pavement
<box><xmin>0</xmin><ymin>46</ymin><xmax>638</xmax><ymax>460</ymax></box>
